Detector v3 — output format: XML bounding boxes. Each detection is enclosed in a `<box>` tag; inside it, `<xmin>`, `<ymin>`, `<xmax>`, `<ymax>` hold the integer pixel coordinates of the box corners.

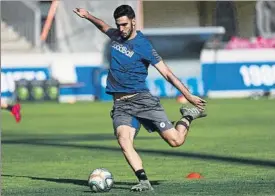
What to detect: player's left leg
<box><xmin>1</xmin><ymin>100</ymin><xmax>8</xmax><ymax>109</ymax></box>
<box><xmin>130</xmin><ymin>92</ymin><xmax>207</xmax><ymax>147</ymax></box>
<box><xmin>11</xmin><ymin>103</ymin><xmax>21</xmax><ymax>123</ymax></box>
<box><xmin>129</xmin><ymin>92</ymin><xmax>189</xmax><ymax>147</ymax></box>
<box><xmin>159</xmin><ymin>107</ymin><xmax>206</xmax><ymax>147</ymax></box>
<box><xmin>1</xmin><ymin>101</ymin><xmax>21</xmax><ymax>123</ymax></box>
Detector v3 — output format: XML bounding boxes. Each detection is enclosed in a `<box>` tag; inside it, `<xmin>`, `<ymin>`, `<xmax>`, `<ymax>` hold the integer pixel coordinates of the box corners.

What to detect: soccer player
<box><xmin>1</xmin><ymin>100</ymin><xmax>21</xmax><ymax>123</ymax></box>
<box><xmin>74</xmin><ymin>5</ymin><xmax>207</xmax><ymax>191</ymax></box>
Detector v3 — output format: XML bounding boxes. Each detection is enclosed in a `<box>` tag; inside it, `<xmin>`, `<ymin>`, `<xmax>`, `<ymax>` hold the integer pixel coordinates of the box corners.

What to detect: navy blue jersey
<box><xmin>105</xmin><ymin>29</ymin><xmax>162</xmax><ymax>94</ymax></box>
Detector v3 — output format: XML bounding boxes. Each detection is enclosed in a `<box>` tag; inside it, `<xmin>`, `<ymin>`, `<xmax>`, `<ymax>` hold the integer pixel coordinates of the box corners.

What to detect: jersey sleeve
<box><xmin>105</xmin><ymin>28</ymin><xmax>120</xmax><ymax>40</ymax></box>
<box><xmin>143</xmin><ymin>41</ymin><xmax>162</xmax><ymax>66</ymax></box>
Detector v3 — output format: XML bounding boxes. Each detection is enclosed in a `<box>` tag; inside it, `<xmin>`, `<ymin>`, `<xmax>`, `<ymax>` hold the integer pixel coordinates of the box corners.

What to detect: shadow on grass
<box><xmin>2</xmin><ymin>175</ymin><xmax>162</xmax><ymax>191</ymax></box>
<box><xmin>1</xmin><ymin>132</ymin><xmax>158</xmax><ymax>142</ymax></box>
<box><xmin>2</xmin><ymin>133</ymin><xmax>275</xmax><ymax>169</ymax></box>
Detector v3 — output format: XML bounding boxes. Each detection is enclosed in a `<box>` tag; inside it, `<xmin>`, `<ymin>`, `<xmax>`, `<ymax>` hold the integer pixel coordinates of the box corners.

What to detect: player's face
<box><xmin>115</xmin><ymin>16</ymin><xmax>135</xmax><ymax>40</ymax></box>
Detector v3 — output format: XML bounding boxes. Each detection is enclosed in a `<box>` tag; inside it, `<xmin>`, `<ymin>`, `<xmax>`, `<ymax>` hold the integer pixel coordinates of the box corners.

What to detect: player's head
<box><xmin>113</xmin><ymin>5</ymin><xmax>136</xmax><ymax>40</ymax></box>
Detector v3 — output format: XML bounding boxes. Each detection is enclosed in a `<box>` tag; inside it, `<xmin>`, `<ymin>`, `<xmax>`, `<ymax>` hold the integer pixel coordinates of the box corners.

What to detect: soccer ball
<box><xmin>88</xmin><ymin>168</ymin><xmax>114</xmax><ymax>193</ymax></box>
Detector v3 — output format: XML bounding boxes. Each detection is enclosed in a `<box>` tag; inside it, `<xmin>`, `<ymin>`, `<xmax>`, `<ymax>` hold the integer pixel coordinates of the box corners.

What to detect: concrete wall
<box><xmin>54</xmin><ymin>1</ymin><xmax>257</xmax><ymax>53</ymax></box>
<box><xmin>235</xmin><ymin>1</ymin><xmax>256</xmax><ymax>37</ymax></box>
<box><xmin>143</xmin><ymin>1</ymin><xmax>199</xmax><ymax>28</ymax></box>
<box><xmin>143</xmin><ymin>1</ymin><xmax>256</xmax><ymax>37</ymax></box>
<box><xmin>203</xmin><ymin>1</ymin><xmax>256</xmax><ymax>37</ymax></box>
<box><xmin>54</xmin><ymin>0</ymin><xmax>138</xmax><ymax>53</ymax></box>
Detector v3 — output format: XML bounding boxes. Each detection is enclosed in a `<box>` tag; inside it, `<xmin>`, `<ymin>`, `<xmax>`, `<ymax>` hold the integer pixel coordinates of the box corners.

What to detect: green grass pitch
<box><xmin>1</xmin><ymin>98</ymin><xmax>275</xmax><ymax>196</ymax></box>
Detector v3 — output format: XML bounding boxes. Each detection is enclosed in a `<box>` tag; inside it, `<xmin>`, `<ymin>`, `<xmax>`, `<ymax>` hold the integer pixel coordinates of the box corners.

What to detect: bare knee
<box><xmin>168</xmin><ymin>139</ymin><xmax>185</xmax><ymax>148</ymax></box>
<box><xmin>159</xmin><ymin>128</ymin><xmax>185</xmax><ymax>148</ymax></box>
<box><xmin>116</xmin><ymin>125</ymin><xmax>135</xmax><ymax>152</ymax></box>
<box><xmin>117</xmin><ymin>136</ymin><xmax>133</xmax><ymax>152</ymax></box>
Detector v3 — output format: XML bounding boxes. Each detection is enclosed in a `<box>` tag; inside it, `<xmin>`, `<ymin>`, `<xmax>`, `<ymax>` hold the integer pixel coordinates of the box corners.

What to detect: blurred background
<box><xmin>1</xmin><ymin>0</ymin><xmax>275</xmax><ymax>103</ymax></box>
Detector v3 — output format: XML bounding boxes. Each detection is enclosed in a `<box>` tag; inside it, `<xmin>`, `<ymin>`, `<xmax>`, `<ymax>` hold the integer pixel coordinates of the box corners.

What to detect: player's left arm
<box><xmin>154</xmin><ymin>60</ymin><xmax>206</xmax><ymax>110</ymax></box>
<box><xmin>154</xmin><ymin>60</ymin><xmax>191</xmax><ymax>98</ymax></box>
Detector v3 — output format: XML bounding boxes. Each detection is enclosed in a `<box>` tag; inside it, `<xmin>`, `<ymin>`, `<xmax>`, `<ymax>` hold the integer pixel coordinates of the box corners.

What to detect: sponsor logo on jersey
<box><xmin>111</xmin><ymin>41</ymin><xmax>134</xmax><ymax>58</ymax></box>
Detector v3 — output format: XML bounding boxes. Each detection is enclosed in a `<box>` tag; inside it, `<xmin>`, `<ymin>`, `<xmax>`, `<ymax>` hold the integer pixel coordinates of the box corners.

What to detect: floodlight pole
<box><xmin>40</xmin><ymin>0</ymin><xmax>60</xmax><ymax>41</ymax></box>
<box><xmin>137</xmin><ymin>0</ymin><xmax>144</xmax><ymax>30</ymax></box>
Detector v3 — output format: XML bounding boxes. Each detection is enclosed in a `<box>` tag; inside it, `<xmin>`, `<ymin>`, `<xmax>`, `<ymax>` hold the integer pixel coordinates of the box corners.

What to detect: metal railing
<box><xmin>1</xmin><ymin>1</ymin><xmax>41</xmax><ymax>48</ymax></box>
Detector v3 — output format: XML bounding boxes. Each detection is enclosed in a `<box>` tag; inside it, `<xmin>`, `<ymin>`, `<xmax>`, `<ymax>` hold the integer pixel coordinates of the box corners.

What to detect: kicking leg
<box><xmin>159</xmin><ymin>107</ymin><xmax>207</xmax><ymax>147</ymax></box>
<box><xmin>116</xmin><ymin>125</ymin><xmax>153</xmax><ymax>192</ymax></box>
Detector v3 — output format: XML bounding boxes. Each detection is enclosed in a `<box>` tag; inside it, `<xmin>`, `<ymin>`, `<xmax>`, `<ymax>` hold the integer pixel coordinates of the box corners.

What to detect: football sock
<box><xmin>6</xmin><ymin>105</ymin><xmax>13</xmax><ymax>111</ymax></box>
<box><xmin>175</xmin><ymin>115</ymin><xmax>193</xmax><ymax>130</ymax></box>
<box><xmin>135</xmin><ymin>169</ymin><xmax>148</xmax><ymax>181</ymax></box>
<box><xmin>175</xmin><ymin>120</ymin><xmax>190</xmax><ymax>130</ymax></box>
<box><xmin>183</xmin><ymin>115</ymin><xmax>193</xmax><ymax>123</ymax></box>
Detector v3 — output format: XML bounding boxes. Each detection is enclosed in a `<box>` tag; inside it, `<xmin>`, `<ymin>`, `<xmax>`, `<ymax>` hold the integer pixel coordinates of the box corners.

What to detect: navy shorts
<box><xmin>110</xmin><ymin>92</ymin><xmax>173</xmax><ymax>136</ymax></box>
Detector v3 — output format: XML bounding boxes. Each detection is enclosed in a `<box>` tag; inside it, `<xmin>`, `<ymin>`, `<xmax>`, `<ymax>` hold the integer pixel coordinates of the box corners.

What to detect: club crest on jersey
<box><xmin>111</xmin><ymin>41</ymin><xmax>134</xmax><ymax>58</ymax></box>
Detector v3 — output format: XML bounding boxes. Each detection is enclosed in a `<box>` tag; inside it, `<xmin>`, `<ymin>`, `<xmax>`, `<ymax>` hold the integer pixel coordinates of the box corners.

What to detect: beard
<box><xmin>121</xmin><ymin>24</ymin><xmax>134</xmax><ymax>40</ymax></box>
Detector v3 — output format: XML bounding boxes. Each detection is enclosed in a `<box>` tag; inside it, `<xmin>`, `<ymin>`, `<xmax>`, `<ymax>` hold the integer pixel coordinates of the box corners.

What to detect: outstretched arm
<box><xmin>73</xmin><ymin>8</ymin><xmax>111</xmax><ymax>34</ymax></box>
<box><xmin>154</xmin><ymin>60</ymin><xmax>206</xmax><ymax>110</ymax></box>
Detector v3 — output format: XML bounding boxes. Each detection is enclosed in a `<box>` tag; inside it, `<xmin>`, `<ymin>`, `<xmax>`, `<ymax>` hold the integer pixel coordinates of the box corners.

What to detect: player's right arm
<box><xmin>73</xmin><ymin>8</ymin><xmax>111</xmax><ymax>34</ymax></box>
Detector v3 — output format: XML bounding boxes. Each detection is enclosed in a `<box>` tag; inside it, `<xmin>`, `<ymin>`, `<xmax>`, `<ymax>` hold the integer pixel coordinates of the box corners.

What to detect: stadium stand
<box><xmin>1</xmin><ymin>1</ymin><xmax>41</xmax><ymax>53</ymax></box>
<box><xmin>1</xmin><ymin>20</ymin><xmax>34</xmax><ymax>53</ymax></box>
<box><xmin>256</xmin><ymin>1</ymin><xmax>275</xmax><ymax>38</ymax></box>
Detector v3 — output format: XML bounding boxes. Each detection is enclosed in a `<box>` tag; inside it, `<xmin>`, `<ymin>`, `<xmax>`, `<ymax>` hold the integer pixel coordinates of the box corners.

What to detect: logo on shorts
<box><xmin>160</xmin><ymin>122</ymin><xmax>166</xmax><ymax>128</ymax></box>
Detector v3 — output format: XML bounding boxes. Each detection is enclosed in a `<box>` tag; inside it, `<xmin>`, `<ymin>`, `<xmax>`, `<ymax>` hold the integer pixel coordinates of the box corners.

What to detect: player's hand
<box><xmin>73</xmin><ymin>8</ymin><xmax>89</xmax><ymax>18</ymax></box>
<box><xmin>187</xmin><ymin>95</ymin><xmax>207</xmax><ymax>111</ymax></box>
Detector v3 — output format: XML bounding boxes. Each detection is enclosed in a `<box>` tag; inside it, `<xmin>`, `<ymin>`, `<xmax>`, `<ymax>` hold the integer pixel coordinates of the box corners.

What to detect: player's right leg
<box><xmin>116</xmin><ymin>124</ymin><xmax>142</xmax><ymax>172</ymax></box>
<box><xmin>111</xmin><ymin>103</ymin><xmax>153</xmax><ymax>192</ymax></box>
<box><xmin>115</xmin><ymin>125</ymin><xmax>153</xmax><ymax>192</ymax></box>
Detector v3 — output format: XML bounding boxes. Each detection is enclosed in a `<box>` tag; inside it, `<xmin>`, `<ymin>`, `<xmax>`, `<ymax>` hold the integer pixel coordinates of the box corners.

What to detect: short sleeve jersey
<box><xmin>105</xmin><ymin>29</ymin><xmax>162</xmax><ymax>94</ymax></box>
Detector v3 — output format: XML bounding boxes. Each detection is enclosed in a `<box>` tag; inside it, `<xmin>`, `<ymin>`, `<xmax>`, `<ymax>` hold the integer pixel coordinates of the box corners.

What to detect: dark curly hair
<box><xmin>113</xmin><ymin>5</ymin><xmax>135</xmax><ymax>19</ymax></box>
